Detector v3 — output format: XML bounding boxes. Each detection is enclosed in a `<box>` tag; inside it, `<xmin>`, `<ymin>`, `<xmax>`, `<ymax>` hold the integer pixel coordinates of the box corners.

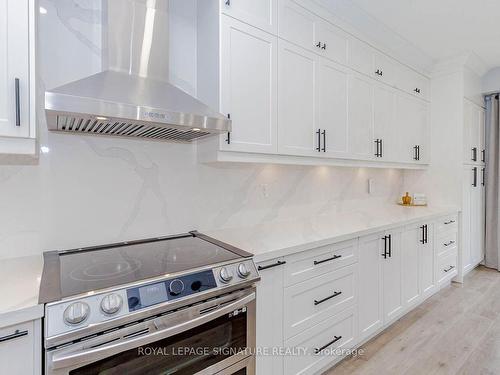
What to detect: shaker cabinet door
<box><xmin>220</xmin><ymin>16</ymin><xmax>278</xmax><ymax>154</ymax></box>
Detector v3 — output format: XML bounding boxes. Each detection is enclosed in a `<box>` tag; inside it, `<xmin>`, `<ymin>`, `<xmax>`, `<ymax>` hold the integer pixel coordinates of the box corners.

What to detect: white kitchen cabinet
<box><xmin>220</xmin><ymin>16</ymin><xmax>278</xmax><ymax>154</ymax></box>
<box><xmin>348</xmin><ymin>73</ymin><xmax>374</xmax><ymax>160</ymax></box>
<box><xmin>398</xmin><ymin>65</ymin><xmax>430</xmax><ymax>101</ymax></box>
<box><xmin>278</xmin><ymin>0</ymin><xmax>348</xmax><ymax>66</ymax></box>
<box><xmin>255</xmin><ymin>258</ymin><xmax>285</xmax><ymax>375</ymax></box>
<box><xmin>396</xmin><ymin>93</ymin><xmax>429</xmax><ymax>164</ymax></box>
<box><xmin>221</xmin><ymin>0</ymin><xmax>277</xmax><ymax>35</ymax></box>
<box><xmin>373</xmin><ymin>85</ymin><xmax>397</xmax><ymax>162</ymax></box>
<box><xmin>0</xmin><ymin>0</ymin><xmax>36</xmax><ymax>154</ymax></box>
<box><xmin>318</xmin><ymin>58</ymin><xmax>349</xmax><ymax>158</ymax></box>
<box><xmin>463</xmin><ymin>100</ymin><xmax>486</xmax><ymax>165</ymax></box>
<box><xmin>358</xmin><ymin>232</ymin><xmax>384</xmax><ymax>341</ymax></box>
<box><xmin>277</xmin><ymin>41</ymin><xmax>319</xmax><ymax>157</ymax></box>
<box><xmin>462</xmin><ymin>165</ymin><xmax>485</xmax><ymax>274</ymax></box>
<box><xmin>0</xmin><ymin>319</ymin><xmax>41</xmax><ymax>375</ymax></box>
<box><xmin>420</xmin><ymin>223</ymin><xmax>435</xmax><ymax>299</ymax></box>
<box><xmin>382</xmin><ymin>227</ymin><xmax>404</xmax><ymax>324</ymax></box>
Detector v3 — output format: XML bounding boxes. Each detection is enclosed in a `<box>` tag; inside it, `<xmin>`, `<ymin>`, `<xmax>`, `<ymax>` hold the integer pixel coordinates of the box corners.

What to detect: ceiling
<box><xmin>324</xmin><ymin>0</ymin><xmax>500</xmax><ymax>73</ymax></box>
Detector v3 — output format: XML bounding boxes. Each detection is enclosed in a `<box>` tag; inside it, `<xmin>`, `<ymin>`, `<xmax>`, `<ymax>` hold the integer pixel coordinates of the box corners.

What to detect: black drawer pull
<box><xmin>0</xmin><ymin>330</ymin><xmax>28</xmax><ymax>343</ymax></box>
<box><xmin>315</xmin><ymin>335</ymin><xmax>342</xmax><ymax>354</ymax></box>
<box><xmin>444</xmin><ymin>265</ymin><xmax>455</xmax><ymax>273</ymax></box>
<box><xmin>314</xmin><ymin>254</ymin><xmax>342</xmax><ymax>265</ymax></box>
<box><xmin>314</xmin><ymin>291</ymin><xmax>342</xmax><ymax>306</ymax></box>
<box><xmin>258</xmin><ymin>261</ymin><xmax>286</xmax><ymax>271</ymax></box>
<box><xmin>444</xmin><ymin>220</ymin><xmax>455</xmax><ymax>225</ymax></box>
<box><xmin>443</xmin><ymin>240</ymin><xmax>455</xmax><ymax>247</ymax></box>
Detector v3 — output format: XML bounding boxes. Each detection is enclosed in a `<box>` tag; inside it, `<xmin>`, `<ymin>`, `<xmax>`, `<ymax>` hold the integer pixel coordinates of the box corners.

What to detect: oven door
<box><xmin>46</xmin><ymin>289</ymin><xmax>255</xmax><ymax>375</ymax></box>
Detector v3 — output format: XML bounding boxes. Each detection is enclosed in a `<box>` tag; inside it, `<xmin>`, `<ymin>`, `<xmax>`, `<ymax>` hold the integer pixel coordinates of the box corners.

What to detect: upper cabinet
<box><xmin>220</xmin><ymin>16</ymin><xmax>278</xmax><ymax>154</ymax></box>
<box><xmin>463</xmin><ymin>99</ymin><xmax>485</xmax><ymax>165</ymax></box>
<box><xmin>200</xmin><ymin>0</ymin><xmax>431</xmax><ymax>168</ymax></box>
<box><xmin>221</xmin><ymin>0</ymin><xmax>278</xmax><ymax>35</ymax></box>
<box><xmin>0</xmin><ymin>0</ymin><xmax>36</xmax><ymax>156</ymax></box>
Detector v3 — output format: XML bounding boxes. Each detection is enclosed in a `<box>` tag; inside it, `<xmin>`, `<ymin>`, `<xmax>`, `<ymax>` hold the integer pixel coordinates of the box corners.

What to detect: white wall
<box><xmin>0</xmin><ymin>0</ymin><xmax>404</xmax><ymax>260</ymax></box>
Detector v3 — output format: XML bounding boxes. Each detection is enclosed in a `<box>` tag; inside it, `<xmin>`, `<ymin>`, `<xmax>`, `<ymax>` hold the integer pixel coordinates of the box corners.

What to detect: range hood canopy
<box><xmin>45</xmin><ymin>0</ymin><xmax>230</xmax><ymax>143</ymax></box>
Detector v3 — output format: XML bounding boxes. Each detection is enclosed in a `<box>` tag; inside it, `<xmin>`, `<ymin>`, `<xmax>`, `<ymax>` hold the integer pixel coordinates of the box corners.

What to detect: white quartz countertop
<box><xmin>0</xmin><ymin>255</ymin><xmax>44</xmax><ymax>327</ymax></box>
<box><xmin>204</xmin><ymin>205</ymin><xmax>459</xmax><ymax>263</ymax></box>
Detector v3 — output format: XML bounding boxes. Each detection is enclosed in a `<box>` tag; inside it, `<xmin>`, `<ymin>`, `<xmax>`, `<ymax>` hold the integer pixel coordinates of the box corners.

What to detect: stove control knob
<box><xmin>219</xmin><ymin>267</ymin><xmax>233</xmax><ymax>283</ymax></box>
<box><xmin>237</xmin><ymin>263</ymin><xmax>251</xmax><ymax>278</ymax></box>
<box><xmin>64</xmin><ymin>302</ymin><xmax>90</xmax><ymax>325</ymax></box>
<box><xmin>100</xmin><ymin>294</ymin><xmax>123</xmax><ymax>315</ymax></box>
<box><xmin>169</xmin><ymin>279</ymin><xmax>185</xmax><ymax>296</ymax></box>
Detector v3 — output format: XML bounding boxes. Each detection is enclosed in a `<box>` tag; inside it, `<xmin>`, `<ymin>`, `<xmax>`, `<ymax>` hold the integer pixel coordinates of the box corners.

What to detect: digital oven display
<box><xmin>138</xmin><ymin>282</ymin><xmax>168</xmax><ymax>307</ymax></box>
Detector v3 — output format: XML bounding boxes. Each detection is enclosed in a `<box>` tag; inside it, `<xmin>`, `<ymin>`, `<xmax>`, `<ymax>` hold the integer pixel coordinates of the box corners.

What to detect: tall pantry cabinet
<box><xmin>462</xmin><ymin>99</ymin><xmax>486</xmax><ymax>274</ymax></box>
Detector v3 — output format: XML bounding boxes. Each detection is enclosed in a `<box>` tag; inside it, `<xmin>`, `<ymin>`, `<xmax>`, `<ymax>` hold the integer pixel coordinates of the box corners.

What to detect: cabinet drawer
<box><xmin>436</xmin><ymin>231</ymin><xmax>457</xmax><ymax>256</ymax></box>
<box><xmin>284</xmin><ymin>265</ymin><xmax>356</xmax><ymax>339</ymax></box>
<box><xmin>284</xmin><ymin>239</ymin><xmax>358</xmax><ymax>286</ymax></box>
<box><xmin>435</xmin><ymin>215</ymin><xmax>458</xmax><ymax>235</ymax></box>
<box><xmin>284</xmin><ymin>306</ymin><xmax>357</xmax><ymax>375</ymax></box>
<box><xmin>437</xmin><ymin>249</ymin><xmax>458</xmax><ymax>285</ymax></box>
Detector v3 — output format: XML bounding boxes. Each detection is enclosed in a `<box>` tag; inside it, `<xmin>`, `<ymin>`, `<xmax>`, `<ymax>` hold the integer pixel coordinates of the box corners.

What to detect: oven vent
<box><xmin>55</xmin><ymin>115</ymin><xmax>211</xmax><ymax>142</ymax></box>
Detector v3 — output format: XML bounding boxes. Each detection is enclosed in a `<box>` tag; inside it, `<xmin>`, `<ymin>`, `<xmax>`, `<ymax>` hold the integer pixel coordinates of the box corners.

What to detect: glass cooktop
<box><xmin>57</xmin><ymin>234</ymin><xmax>241</xmax><ymax>299</ymax></box>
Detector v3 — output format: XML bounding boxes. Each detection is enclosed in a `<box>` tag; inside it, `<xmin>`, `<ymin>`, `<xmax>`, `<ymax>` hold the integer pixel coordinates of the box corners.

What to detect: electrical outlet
<box><xmin>368</xmin><ymin>178</ymin><xmax>374</xmax><ymax>194</ymax></box>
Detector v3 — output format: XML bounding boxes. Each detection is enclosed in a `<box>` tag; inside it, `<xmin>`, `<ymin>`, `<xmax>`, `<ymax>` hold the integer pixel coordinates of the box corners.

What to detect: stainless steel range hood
<box><xmin>45</xmin><ymin>0</ymin><xmax>230</xmax><ymax>143</ymax></box>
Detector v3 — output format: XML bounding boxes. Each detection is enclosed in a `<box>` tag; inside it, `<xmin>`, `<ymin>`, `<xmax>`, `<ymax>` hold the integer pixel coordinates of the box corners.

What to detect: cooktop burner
<box><xmin>40</xmin><ymin>232</ymin><xmax>251</xmax><ymax>302</ymax></box>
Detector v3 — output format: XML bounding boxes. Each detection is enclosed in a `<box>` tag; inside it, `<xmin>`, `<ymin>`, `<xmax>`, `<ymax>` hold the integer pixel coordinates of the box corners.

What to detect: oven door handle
<box><xmin>49</xmin><ymin>292</ymin><xmax>255</xmax><ymax>371</ymax></box>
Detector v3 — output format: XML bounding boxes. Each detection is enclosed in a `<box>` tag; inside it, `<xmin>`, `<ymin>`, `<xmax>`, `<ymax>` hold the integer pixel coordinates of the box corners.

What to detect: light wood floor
<box><xmin>324</xmin><ymin>266</ymin><xmax>500</xmax><ymax>375</ymax></box>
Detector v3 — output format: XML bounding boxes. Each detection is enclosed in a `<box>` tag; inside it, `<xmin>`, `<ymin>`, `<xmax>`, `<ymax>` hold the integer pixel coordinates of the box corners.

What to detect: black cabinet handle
<box><xmin>374</xmin><ymin>139</ymin><xmax>380</xmax><ymax>157</ymax></box>
<box><xmin>0</xmin><ymin>330</ymin><xmax>28</xmax><ymax>343</ymax></box>
<box><xmin>314</xmin><ymin>254</ymin><xmax>341</xmax><ymax>266</ymax></box>
<box><xmin>225</xmin><ymin>114</ymin><xmax>231</xmax><ymax>144</ymax></box>
<box><xmin>322</xmin><ymin>130</ymin><xmax>326</xmax><ymax>152</ymax></box>
<box><xmin>15</xmin><ymin>78</ymin><xmax>20</xmax><ymax>126</ymax></box>
<box><xmin>316</xmin><ymin>41</ymin><xmax>322</xmax><ymax>48</ymax></box>
<box><xmin>258</xmin><ymin>260</ymin><xmax>286</xmax><ymax>271</ymax></box>
<box><xmin>381</xmin><ymin>236</ymin><xmax>388</xmax><ymax>258</ymax></box>
<box><xmin>379</xmin><ymin>139</ymin><xmax>383</xmax><ymax>157</ymax></box>
<box><xmin>316</xmin><ymin>129</ymin><xmax>321</xmax><ymax>152</ymax></box>
<box><xmin>315</xmin><ymin>335</ymin><xmax>342</xmax><ymax>354</ymax></box>
<box><xmin>374</xmin><ymin>139</ymin><xmax>383</xmax><ymax>157</ymax></box>
<box><xmin>482</xmin><ymin>168</ymin><xmax>485</xmax><ymax>186</ymax></box>
<box><xmin>414</xmin><ymin>145</ymin><xmax>420</xmax><ymax>161</ymax></box>
<box><xmin>417</xmin><ymin>145</ymin><xmax>420</xmax><ymax>161</ymax></box>
<box><xmin>472</xmin><ymin>147</ymin><xmax>477</xmax><ymax>162</ymax></box>
<box><xmin>482</xmin><ymin>149</ymin><xmax>485</xmax><ymax>162</ymax></box>
<box><xmin>444</xmin><ymin>265</ymin><xmax>455</xmax><ymax>273</ymax></box>
<box><xmin>473</xmin><ymin>167</ymin><xmax>478</xmax><ymax>187</ymax></box>
<box><xmin>322</xmin><ymin>43</ymin><xmax>327</xmax><ymax>50</ymax></box>
<box><xmin>388</xmin><ymin>234</ymin><xmax>392</xmax><ymax>257</ymax></box>
<box><xmin>225</xmin><ymin>0</ymin><xmax>231</xmax><ymax>5</ymax></box>
<box><xmin>444</xmin><ymin>220</ymin><xmax>455</xmax><ymax>225</ymax></box>
<box><xmin>414</xmin><ymin>88</ymin><xmax>421</xmax><ymax>94</ymax></box>
<box><xmin>443</xmin><ymin>240</ymin><xmax>455</xmax><ymax>247</ymax></box>
<box><xmin>425</xmin><ymin>224</ymin><xmax>428</xmax><ymax>244</ymax></box>
<box><xmin>314</xmin><ymin>291</ymin><xmax>342</xmax><ymax>306</ymax></box>
<box><xmin>420</xmin><ymin>225</ymin><xmax>425</xmax><ymax>244</ymax></box>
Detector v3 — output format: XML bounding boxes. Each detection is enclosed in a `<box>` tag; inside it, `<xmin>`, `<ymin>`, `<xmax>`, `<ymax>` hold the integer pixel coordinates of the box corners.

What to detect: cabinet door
<box><xmin>278</xmin><ymin>0</ymin><xmax>318</xmax><ymax>53</ymax></box>
<box><xmin>221</xmin><ymin>0</ymin><xmax>277</xmax><ymax>35</ymax></box>
<box><xmin>0</xmin><ymin>0</ymin><xmax>30</xmax><ymax>138</ymax></box>
<box><xmin>316</xmin><ymin>19</ymin><xmax>348</xmax><ymax>65</ymax></box>
<box><xmin>358</xmin><ymin>233</ymin><xmax>384</xmax><ymax>341</ymax></box>
<box><xmin>421</xmin><ymin>223</ymin><xmax>435</xmax><ymax>299</ymax></box>
<box><xmin>220</xmin><ymin>16</ymin><xmax>278</xmax><ymax>154</ymax></box>
<box><xmin>278</xmin><ymin>41</ymin><xmax>319</xmax><ymax>156</ymax></box>
<box><xmin>348</xmin><ymin>37</ymin><xmax>374</xmax><ymax>77</ymax></box>
<box><xmin>479</xmin><ymin>108</ymin><xmax>486</xmax><ymax>163</ymax></box>
<box><xmin>463</xmin><ymin>100</ymin><xmax>473</xmax><ymax>163</ymax></box>
<box><xmin>373</xmin><ymin>51</ymin><xmax>397</xmax><ymax>86</ymax></box>
<box><xmin>471</xmin><ymin>173</ymin><xmax>484</xmax><ymax>266</ymax></box>
<box><xmin>318</xmin><ymin>58</ymin><xmax>349</xmax><ymax>157</ymax></box>
<box><xmin>0</xmin><ymin>321</ymin><xmax>36</xmax><ymax>375</ymax></box>
<box><xmin>396</xmin><ymin>93</ymin><xmax>429</xmax><ymax>163</ymax></box>
<box><xmin>383</xmin><ymin>228</ymin><xmax>404</xmax><ymax>324</ymax></box>
<box><xmin>462</xmin><ymin>166</ymin><xmax>473</xmax><ymax>273</ymax></box>
<box><xmin>256</xmin><ymin>258</ymin><xmax>285</xmax><ymax>375</ymax></box>
<box><xmin>348</xmin><ymin>73</ymin><xmax>374</xmax><ymax>159</ymax></box>
<box><xmin>373</xmin><ymin>85</ymin><xmax>397</xmax><ymax>161</ymax></box>
<box><xmin>401</xmin><ymin>224</ymin><xmax>422</xmax><ymax>308</ymax></box>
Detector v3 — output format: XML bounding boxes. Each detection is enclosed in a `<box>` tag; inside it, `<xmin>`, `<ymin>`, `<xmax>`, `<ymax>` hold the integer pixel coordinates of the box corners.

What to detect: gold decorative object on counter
<box><xmin>402</xmin><ymin>192</ymin><xmax>412</xmax><ymax>206</ymax></box>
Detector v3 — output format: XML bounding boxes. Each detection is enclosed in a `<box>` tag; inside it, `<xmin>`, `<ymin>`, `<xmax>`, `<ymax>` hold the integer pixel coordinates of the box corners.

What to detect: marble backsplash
<box><xmin>0</xmin><ymin>0</ymin><xmax>404</xmax><ymax>259</ymax></box>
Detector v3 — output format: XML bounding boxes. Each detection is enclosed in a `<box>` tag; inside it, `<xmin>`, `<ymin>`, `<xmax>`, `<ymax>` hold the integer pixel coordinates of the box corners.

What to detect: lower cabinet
<box><xmin>255</xmin><ymin>258</ymin><xmax>286</xmax><ymax>375</ymax></box>
<box><xmin>255</xmin><ymin>214</ymin><xmax>458</xmax><ymax>375</ymax></box>
<box><xmin>0</xmin><ymin>319</ymin><xmax>41</xmax><ymax>375</ymax></box>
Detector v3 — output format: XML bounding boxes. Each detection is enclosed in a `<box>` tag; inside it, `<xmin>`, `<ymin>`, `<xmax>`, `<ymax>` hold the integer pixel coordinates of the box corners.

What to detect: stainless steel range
<box><xmin>39</xmin><ymin>231</ymin><xmax>259</xmax><ymax>375</ymax></box>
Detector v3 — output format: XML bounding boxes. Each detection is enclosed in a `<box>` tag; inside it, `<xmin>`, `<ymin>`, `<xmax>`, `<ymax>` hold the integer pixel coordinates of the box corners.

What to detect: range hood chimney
<box><xmin>45</xmin><ymin>0</ymin><xmax>230</xmax><ymax>143</ymax></box>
